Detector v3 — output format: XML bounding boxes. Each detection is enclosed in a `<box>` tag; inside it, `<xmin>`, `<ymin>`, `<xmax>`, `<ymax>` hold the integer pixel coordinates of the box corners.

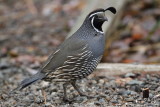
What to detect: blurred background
<box><xmin>0</xmin><ymin>0</ymin><xmax>159</xmax><ymax>69</ymax></box>
<box><xmin>104</xmin><ymin>0</ymin><xmax>160</xmax><ymax>64</ymax></box>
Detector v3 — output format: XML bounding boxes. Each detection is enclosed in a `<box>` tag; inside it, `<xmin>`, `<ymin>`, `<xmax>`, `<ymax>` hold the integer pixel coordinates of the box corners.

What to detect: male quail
<box><xmin>15</xmin><ymin>7</ymin><xmax>116</xmax><ymax>101</ymax></box>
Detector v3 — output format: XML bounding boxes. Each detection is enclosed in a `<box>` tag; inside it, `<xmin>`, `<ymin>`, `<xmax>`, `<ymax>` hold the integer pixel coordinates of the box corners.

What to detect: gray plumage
<box><xmin>15</xmin><ymin>7</ymin><xmax>116</xmax><ymax>101</ymax></box>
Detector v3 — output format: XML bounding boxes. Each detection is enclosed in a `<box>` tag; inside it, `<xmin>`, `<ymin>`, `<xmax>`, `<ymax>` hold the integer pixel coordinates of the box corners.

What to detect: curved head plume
<box><xmin>105</xmin><ymin>7</ymin><xmax>116</xmax><ymax>14</ymax></box>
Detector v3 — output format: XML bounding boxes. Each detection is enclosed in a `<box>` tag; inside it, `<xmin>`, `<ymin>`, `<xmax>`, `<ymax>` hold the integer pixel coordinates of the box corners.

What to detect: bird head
<box><xmin>87</xmin><ymin>7</ymin><xmax>116</xmax><ymax>33</ymax></box>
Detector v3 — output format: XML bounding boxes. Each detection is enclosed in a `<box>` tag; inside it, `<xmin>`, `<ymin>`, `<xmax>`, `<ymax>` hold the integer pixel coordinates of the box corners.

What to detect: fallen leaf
<box><xmin>122</xmin><ymin>59</ymin><xmax>135</xmax><ymax>63</ymax></box>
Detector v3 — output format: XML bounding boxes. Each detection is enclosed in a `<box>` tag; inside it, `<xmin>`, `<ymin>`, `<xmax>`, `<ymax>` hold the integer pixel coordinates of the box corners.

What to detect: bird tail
<box><xmin>12</xmin><ymin>72</ymin><xmax>45</xmax><ymax>92</ymax></box>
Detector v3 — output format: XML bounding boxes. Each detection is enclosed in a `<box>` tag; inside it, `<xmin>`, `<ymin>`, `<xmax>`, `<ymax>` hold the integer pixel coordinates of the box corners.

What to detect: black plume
<box><xmin>105</xmin><ymin>7</ymin><xmax>116</xmax><ymax>14</ymax></box>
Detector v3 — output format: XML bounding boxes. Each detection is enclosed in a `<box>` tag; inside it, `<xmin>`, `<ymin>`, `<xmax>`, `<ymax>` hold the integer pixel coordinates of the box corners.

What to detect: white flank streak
<box><xmin>82</xmin><ymin>45</ymin><xmax>87</xmax><ymax>50</ymax></box>
<box><xmin>91</xmin><ymin>17</ymin><xmax>104</xmax><ymax>34</ymax></box>
<box><xmin>62</xmin><ymin>67</ymin><xmax>77</xmax><ymax>71</ymax></box>
<box><xmin>78</xmin><ymin>50</ymin><xmax>88</xmax><ymax>56</ymax></box>
<box><xmin>55</xmin><ymin>73</ymin><xmax>70</xmax><ymax>77</ymax></box>
<box><xmin>56</xmin><ymin>65</ymin><xmax>70</xmax><ymax>70</ymax></box>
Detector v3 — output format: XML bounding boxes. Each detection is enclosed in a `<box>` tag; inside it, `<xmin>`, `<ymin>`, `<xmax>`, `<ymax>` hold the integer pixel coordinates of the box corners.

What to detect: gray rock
<box><xmin>130</xmin><ymin>85</ymin><xmax>142</xmax><ymax>92</ymax></box>
<box><xmin>74</xmin><ymin>96</ymin><xmax>87</xmax><ymax>103</ymax></box>
<box><xmin>111</xmin><ymin>100</ymin><xmax>118</xmax><ymax>104</ymax></box>
<box><xmin>125</xmin><ymin>98</ymin><xmax>134</xmax><ymax>102</ymax></box>
<box><xmin>0</xmin><ymin>60</ymin><xmax>10</xmax><ymax>69</ymax></box>
<box><xmin>98</xmin><ymin>98</ymin><xmax>105</xmax><ymax>103</ymax></box>
<box><xmin>117</xmin><ymin>89</ymin><xmax>131</xmax><ymax>96</ymax></box>
<box><xmin>45</xmin><ymin>102</ymin><xmax>52</xmax><ymax>106</ymax></box>
<box><xmin>94</xmin><ymin>101</ymin><xmax>101</xmax><ymax>106</ymax></box>
<box><xmin>125</xmin><ymin>73</ymin><xmax>136</xmax><ymax>78</ymax></box>
<box><xmin>127</xmin><ymin>80</ymin><xmax>144</xmax><ymax>85</ymax></box>
<box><xmin>130</xmin><ymin>91</ymin><xmax>137</xmax><ymax>95</ymax></box>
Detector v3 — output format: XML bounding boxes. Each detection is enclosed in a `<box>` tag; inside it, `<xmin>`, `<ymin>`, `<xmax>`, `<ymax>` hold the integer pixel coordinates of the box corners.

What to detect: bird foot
<box><xmin>63</xmin><ymin>97</ymin><xmax>74</xmax><ymax>102</ymax></box>
<box><xmin>79</xmin><ymin>93</ymin><xmax>95</xmax><ymax>99</ymax></box>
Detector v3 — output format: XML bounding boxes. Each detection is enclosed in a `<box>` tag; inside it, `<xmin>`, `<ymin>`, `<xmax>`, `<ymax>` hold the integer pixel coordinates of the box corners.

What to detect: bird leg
<box><xmin>71</xmin><ymin>81</ymin><xmax>95</xmax><ymax>98</ymax></box>
<box><xmin>41</xmin><ymin>89</ymin><xmax>47</xmax><ymax>104</ymax></box>
<box><xmin>63</xmin><ymin>83</ymin><xmax>72</xmax><ymax>102</ymax></box>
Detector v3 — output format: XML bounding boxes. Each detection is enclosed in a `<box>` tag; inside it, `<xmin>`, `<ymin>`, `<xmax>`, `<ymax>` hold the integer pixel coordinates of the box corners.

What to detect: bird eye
<box><xmin>94</xmin><ymin>15</ymin><xmax>98</xmax><ymax>18</ymax></box>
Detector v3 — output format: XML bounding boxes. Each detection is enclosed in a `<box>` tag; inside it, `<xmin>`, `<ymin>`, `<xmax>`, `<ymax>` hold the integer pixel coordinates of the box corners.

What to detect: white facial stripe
<box><xmin>91</xmin><ymin>17</ymin><xmax>104</xmax><ymax>34</ymax></box>
<box><xmin>89</xmin><ymin>12</ymin><xmax>104</xmax><ymax>18</ymax></box>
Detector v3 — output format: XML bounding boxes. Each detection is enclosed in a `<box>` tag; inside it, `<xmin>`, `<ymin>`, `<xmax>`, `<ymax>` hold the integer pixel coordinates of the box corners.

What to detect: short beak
<box><xmin>103</xmin><ymin>17</ymin><xmax>108</xmax><ymax>22</ymax></box>
<box><xmin>98</xmin><ymin>17</ymin><xmax>108</xmax><ymax>22</ymax></box>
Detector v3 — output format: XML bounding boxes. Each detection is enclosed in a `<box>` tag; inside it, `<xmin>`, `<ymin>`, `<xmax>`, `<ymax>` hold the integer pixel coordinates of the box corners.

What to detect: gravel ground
<box><xmin>0</xmin><ymin>60</ymin><xmax>160</xmax><ymax>107</ymax></box>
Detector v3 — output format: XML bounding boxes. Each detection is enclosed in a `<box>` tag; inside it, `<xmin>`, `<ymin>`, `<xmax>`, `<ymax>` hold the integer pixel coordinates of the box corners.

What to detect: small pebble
<box><xmin>117</xmin><ymin>89</ymin><xmax>131</xmax><ymax>96</ymax></box>
<box><xmin>94</xmin><ymin>101</ymin><xmax>101</xmax><ymax>106</ymax></box>
<box><xmin>127</xmin><ymin>80</ymin><xmax>144</xmax><ymax>85</ymax></box>
<box><xmin>125</xmin><ymin>98</ymin><xmax>134</xmax><ymax>102</ymax></box>
<box><xmin>125</xmin><ymin>73</ymin><xmax>136</xmax><ymax>78</ymax></box>
<box><xmin>111</xmin><ymin>100</ymin><xmax>118</xmax><ymax>104</ymax></box>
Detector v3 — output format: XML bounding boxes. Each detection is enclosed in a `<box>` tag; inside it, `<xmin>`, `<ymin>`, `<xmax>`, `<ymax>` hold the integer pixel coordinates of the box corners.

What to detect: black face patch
<box><xmin>92</xmin><ymin>17</ymin><xmax>103</xmax><ymax>32</ymax></box>
<box><xmin>91</xmin><ymin>15</ymin><xmax>106</xmax><ymax>33</ymax></box>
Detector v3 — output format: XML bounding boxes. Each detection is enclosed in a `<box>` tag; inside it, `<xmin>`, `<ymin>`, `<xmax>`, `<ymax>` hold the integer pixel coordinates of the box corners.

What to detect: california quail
<box><xmin>15</xmin><ymin>7</ymin><xmax>116</xmax><ymax>101</ymax></box>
